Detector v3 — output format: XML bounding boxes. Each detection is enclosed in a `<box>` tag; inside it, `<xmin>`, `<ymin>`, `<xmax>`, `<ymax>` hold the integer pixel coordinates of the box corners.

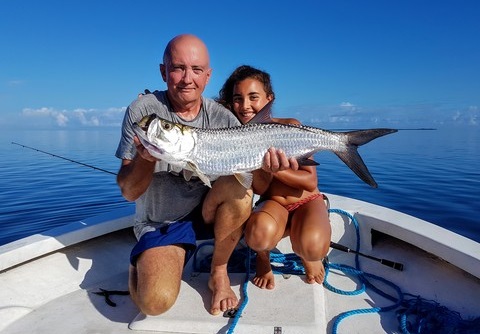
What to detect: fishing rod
<box><xmin>322</xmin><ymin>196</ymin><xmax>404</xmax><ymax>271</ymax></box>
<box><xmin>11</xmin><ymin>142</ymin><xmax>117</xmax><ymax>176</ymax></box>
<box><xmin>330</xmin><ymin>241</ymin><xmax>404</xmax><ymax>271</ymax></box>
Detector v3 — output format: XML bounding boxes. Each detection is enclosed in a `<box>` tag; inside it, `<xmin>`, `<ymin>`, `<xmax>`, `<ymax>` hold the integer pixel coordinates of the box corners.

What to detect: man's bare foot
<box><xmin>252</xmin><ymin>251</ymin><xmax>275</xmax><ymax>289</ymax></box>
<box><xmin>208</xmin><ymin>269</ymin><xmax>238</xmax><ymax>315</ymax></box>
<box><xmin>301</xmin><ymin>258</ymin><xmax>325</xmax><ymax>284</ymax></box>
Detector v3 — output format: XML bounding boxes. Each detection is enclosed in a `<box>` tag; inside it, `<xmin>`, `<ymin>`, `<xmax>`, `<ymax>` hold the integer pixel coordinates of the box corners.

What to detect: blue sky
<box><xmin>1</xmin><ymin>0</ymin><xmax>479</xmax><ymax>129</ymax></box>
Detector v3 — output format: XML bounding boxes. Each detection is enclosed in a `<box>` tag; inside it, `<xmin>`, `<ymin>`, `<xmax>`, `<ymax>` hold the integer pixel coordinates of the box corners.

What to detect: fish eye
<box><xmin>162</xmin><ymin>121</ymin><xmax>172</xmax><ymax>130</ymax></box>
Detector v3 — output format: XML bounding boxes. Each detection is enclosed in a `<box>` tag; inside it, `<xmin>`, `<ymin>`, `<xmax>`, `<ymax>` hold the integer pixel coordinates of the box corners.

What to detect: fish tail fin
<box><xmin>347</xmin><ymin>128</ymin><xmax>398</xmax><ymax>147</ymax></box>
<box><xmin>336</xmin><ymin>129</ymin><xmax>397</xmax><ymax>188</ymax></box>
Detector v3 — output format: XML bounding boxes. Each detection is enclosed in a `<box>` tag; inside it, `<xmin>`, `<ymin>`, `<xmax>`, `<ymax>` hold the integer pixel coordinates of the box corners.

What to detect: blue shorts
<box><xmin>130</xmin><ymin>206</ymin><xmax>214</xmax><ymax>266</ymax></box>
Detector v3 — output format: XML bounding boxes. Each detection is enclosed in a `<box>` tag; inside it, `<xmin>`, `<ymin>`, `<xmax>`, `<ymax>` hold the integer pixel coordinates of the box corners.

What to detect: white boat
<box><xmin>1</xmin><ymin>193</ymin><xmax>479</xmax><ymax>334</ymax></box>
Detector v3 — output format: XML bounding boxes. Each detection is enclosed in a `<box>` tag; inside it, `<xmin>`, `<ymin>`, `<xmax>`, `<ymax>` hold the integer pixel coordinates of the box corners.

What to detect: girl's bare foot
<box><xmin>301</xmin><ymin>258</ymin><xmax>325</xmax><ymax>284</ymax></box>
<box><xmin>252</xmin><ymin>250</ymin><xmax>275</xmax><ymax>289</ymax></box>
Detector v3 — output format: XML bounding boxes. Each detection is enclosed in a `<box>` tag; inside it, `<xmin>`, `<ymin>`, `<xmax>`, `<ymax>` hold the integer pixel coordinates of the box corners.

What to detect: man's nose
<box><xmin>182</xmin><ymin>68</ymin><xmax>193</xmax><ymax>83</ymax></box>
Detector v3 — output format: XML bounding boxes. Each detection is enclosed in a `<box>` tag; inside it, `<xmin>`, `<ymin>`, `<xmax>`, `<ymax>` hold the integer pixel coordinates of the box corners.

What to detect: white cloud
<box><xmin>340</xmin><ymin>102</ymin><xmax>355</xmax><ymax>108</ymax></box>
<box><xmin>20</xmin><ymin>106</ymin><xmax>127</xmax><ymax>128</ymax></box>
<box><xmin>22</xmin><ymin>107</ymin><xmax>55</xmax><ymax>116</ymax></box>
<box><xmin>56</xmin><ymin>113</ymin><xmax>69</xmax><ymax>126</ymax></box>
<box><xmin>449</xmin><ymin>105</ymin><xmax>479</xmax><ymax>126</ymax></box>
<box><xmin>279</xmin><ymin>102</ymin><xmax>479</xmax><ymax>128</ymax></box>
<box><xmin>452</xmin><ymin>110</ymin><xmax>461</xmax><ymax>121</ymax></box>
<box><xmin>22</xmin><ymin>107</ymin><xmax>70</xmax><ymax>126</ymax></box>
<box><xmin>339</xmin><ymin>102</ymin><xmax>358</xmax><ymax>113</ymax></box>
<box><xmin>16</xmin><ymin>102</ymin><xmax>478</xmax><ymax>129</ymax></box>
<box><xmin>466</xmin><ymin>106</ymin><xmax>478</xmax><ymax>125</ymax></box>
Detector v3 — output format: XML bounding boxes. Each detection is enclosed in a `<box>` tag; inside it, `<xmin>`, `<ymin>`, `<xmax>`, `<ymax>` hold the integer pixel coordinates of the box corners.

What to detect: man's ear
<box><xmin>160</xmin><ymin>64</ymin><xmax>167</xmax><ymax>82</ymax></box>
<box><xmin>205</xmin><ymin>68</ymin><xmax>212</xmax><ymax>84</ymax></box>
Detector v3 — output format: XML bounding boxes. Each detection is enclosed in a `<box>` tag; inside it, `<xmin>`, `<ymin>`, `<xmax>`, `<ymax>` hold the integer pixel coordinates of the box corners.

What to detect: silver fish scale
<box><xmin>190</xmin><ymin>123</ymin><xmax>344</xmax><ymax>176</ymax></box>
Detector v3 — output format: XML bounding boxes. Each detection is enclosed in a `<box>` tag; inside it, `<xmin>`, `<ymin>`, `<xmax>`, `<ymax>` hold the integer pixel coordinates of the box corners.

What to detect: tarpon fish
<box><xmin>133</xmin><ymin>102</ymin><xmax>397</xmax><ymax>188</ymax></box>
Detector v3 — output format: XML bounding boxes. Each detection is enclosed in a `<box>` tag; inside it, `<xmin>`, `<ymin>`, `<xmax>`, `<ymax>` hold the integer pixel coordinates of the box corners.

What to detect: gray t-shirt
<box><xmin>115</xmin><ymin>90</ymin><xmax>240</xmax><ymax>238</ymax></box>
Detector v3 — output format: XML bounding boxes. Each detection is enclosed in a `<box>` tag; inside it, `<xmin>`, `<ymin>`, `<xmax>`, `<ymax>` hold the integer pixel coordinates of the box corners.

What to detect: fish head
<box><xmin>133</xmin><ymin>115</ymin><xmax>195</xmax><ymax>165</ymax></box>
<box><xmin>137</xmin><ymin>114</ymin><xmax>156</xmax><ymax>129</ymax></box>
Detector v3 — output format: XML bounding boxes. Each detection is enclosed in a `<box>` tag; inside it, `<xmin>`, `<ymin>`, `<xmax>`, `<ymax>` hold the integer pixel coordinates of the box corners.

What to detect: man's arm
<box><xmin>117</xmin><ymin>137</ymin><xmax>157</xmax><ymax>202</ymax></box>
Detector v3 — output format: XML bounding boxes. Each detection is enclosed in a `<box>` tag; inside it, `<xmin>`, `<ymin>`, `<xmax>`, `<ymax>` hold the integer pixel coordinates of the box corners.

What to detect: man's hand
<box><xmin>134</xmin><ymin>136</ymin><xmax>157</xmax><ymax>162</ymax></box>
<box><xmin>262</xmin><ymin>147</ymin><xmax>299</xmax><ymax>173</ymax></box>
<box><xmin>138</xmin><ymin>89</ymin><xmax>155</xmax><ymax>98</ymax></box>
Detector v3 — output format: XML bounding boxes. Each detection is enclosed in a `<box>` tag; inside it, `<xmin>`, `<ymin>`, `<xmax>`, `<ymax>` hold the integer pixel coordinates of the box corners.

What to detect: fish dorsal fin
<box><xmin>187</xmin><ymin>162</ymin><xmax>212</xmax><ymax>188</ymax></box>
<box><xmin>248</xmin><ymin>100</ymin><xmax>274</xmax><ymax>124</ymax></box>
<box><xmin>234</xmin><ymin>172</ymin><xmax>254</xmax><ymax>189</ymax></box>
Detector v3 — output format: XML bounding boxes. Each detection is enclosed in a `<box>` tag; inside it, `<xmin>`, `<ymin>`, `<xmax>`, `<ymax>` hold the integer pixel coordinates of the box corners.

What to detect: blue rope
<box><xmin>226</xmin><ymin>247</ymin><xmax>251</xmax><ymax>334</ymax></box>
<box><xmin>325</xmin><ymin>209</ymin><xmax>480</xmax><ymax>334</ymax></box>
<box><xmin>397</xmin><ymin>293</ymin><xmax>480</xmax><ymax>334</ymax></box>
<box><xmin>323</xmin><ymin>262</ymin><xmax>365</xmax><ymax>296</ymax></box>
<box><xmin>327</xmin><ymin>208</ymin><xmax>361</xmax><ymax>270</ymax></box>
<box><xmin>325</xmin><ymin>209</ymin><xmax>404</xmax><ymax>334</ymax></box>
<box><xmin>327</xmin><ymin>262</ymin><xmax>404</xmax><ymax>333</ymax></box>
<box><xmin>269</xmin><ymin>251</ymin><xmax>305</xmax><ymax>275</ymax></box>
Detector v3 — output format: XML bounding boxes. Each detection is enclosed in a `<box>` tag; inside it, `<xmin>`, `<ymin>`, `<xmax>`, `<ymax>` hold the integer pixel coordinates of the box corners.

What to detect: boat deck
<box><xmin>1</xmin><ymin>195</ymin><xmax>480</xmax><ymax>333</ymax></box>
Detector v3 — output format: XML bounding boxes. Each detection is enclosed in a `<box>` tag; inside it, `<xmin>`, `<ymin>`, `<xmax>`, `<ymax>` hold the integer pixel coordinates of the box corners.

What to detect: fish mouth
<box><xmin>144</xmin><ymin>143</ymin><xmax>165</xmax><ymax>156</ymax></box>
<box><xmin>132</xmin><ymin>123</ymin><xmax>166</xmax><ymax>157</ymax></box>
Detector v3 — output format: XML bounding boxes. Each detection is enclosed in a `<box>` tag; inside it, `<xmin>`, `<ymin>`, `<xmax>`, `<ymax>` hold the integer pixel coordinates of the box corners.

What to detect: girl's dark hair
<box><xmin>217</xmin><ymin>65</ymin><xmax>275</xmax><ymax>110</ymax></box>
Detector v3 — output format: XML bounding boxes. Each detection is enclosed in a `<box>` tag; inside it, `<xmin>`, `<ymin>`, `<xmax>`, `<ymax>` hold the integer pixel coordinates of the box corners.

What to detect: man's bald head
<box><xmin>163</xmin><ymin>34</ymin><xmax>210</xmax><ymax>67</ymax></box>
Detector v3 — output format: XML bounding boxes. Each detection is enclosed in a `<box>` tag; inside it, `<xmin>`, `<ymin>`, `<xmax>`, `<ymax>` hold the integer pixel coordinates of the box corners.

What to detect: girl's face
<box><xmin>232</xmin><ymin>78</ymin><xmax>273</xmax><ymax>124</ymax></box>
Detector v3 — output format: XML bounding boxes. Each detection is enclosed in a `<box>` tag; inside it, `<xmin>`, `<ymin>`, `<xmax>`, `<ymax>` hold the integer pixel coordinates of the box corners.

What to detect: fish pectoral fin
<box><xmin>198</xmin><ymin>174</ymin><xmax>212</xmax><ymax>188</ymax></box>
<box><xmin>297</xmin><ymin>157</ymin><xmax>320</xmax><ymax>166</ymax></box>
<box><xmin>234</xmin><ymin>172</ymin><xmax>253</xmax><ymax>189</ymax></box>
<box><xmin>182</xmin><ymin>169</ymin><xmax>194</xmax><ymax>181</ymax></box>
<box><xmin>187</xmin><ymin>162</ymin><xmax>212</xmax><ymax>188</ymax></box>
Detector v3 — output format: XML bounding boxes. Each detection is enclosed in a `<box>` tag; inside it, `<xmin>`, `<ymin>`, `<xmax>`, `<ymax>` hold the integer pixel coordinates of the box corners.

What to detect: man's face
<box><xmin>160</xmin><ymin>41</ymin><xmax>212</xmax><ymax>106</ymax></box>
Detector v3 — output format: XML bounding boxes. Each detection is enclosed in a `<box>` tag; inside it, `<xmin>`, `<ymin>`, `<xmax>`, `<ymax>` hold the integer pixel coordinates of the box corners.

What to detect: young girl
<box><xmin>218</xmin><ymin>65</ymin><xmax>331</xmax><ymax>289</ymax></box>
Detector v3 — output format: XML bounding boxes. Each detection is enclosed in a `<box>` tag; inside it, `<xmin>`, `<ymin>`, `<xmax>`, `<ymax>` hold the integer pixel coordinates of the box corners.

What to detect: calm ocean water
<box><xmin>0</xmin><ymin>126</ymin><xmax>479</xmax><ymax>246</ymax></box>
